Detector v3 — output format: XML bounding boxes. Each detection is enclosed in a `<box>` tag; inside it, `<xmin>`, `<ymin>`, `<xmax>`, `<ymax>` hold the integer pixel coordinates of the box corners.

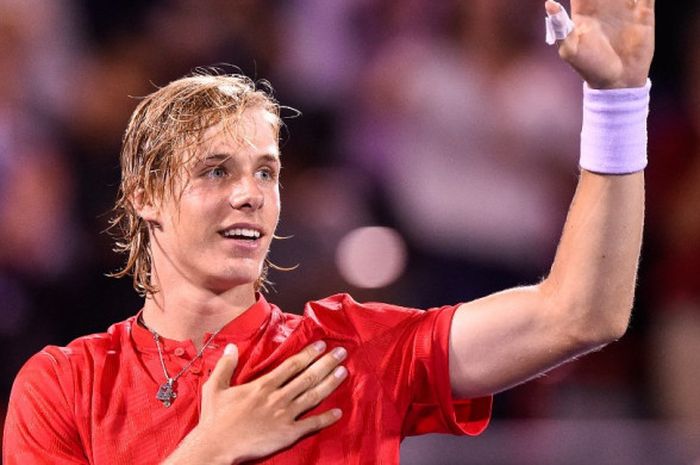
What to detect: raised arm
<box><xmin>449</xmin><ymin>0</ymin><xmax>655</xmax><ymax>398</ymax></box>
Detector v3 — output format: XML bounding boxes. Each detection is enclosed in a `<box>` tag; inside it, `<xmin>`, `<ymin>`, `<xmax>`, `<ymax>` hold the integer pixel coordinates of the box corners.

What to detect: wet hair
<box><xmin>108</xmin><ymin>69</ymin><xmax>281</xmax><ymax>296</ymax></box>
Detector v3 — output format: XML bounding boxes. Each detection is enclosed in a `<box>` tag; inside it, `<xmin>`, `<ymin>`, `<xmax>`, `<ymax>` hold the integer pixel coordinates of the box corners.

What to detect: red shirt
<box><xmin>4</xmin><ymin>293</ymin><xmax>491</xmax><ymax>464</ymax></box>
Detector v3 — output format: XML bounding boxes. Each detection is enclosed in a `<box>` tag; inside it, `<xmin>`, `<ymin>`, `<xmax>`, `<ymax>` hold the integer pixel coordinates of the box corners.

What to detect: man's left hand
<box><xmin>547</xmin><ymin>0</ymin><xmax>655</xmax><ymax>88</ymax></box>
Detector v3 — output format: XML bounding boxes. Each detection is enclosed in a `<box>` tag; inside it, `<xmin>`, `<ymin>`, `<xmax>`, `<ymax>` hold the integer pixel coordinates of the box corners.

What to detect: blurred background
<box><xmin>0</xmin><ymin>0</ymin><xmax>698</xmax><ymax>463</ymax></box>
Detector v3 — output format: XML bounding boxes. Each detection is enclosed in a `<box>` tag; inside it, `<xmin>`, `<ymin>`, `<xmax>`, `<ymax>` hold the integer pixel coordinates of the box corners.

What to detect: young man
<box><xmin>3</xmin><ymin>0</ymin><xmax>655</xmax><ymax>463</ymax></box>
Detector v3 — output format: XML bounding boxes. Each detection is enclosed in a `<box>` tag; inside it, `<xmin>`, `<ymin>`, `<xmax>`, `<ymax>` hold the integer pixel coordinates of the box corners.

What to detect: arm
<box><xmin>449</xmin><ymin>0</ymin><xmax>654</xmax><ymax>398</ymax></box>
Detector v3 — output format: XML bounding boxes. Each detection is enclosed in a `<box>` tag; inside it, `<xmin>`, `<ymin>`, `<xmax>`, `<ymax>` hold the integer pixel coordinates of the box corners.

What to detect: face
<box><xmin>141</xmin><ymin>107</ymin><xmax>281</xmax><ymax>293</ymax></box>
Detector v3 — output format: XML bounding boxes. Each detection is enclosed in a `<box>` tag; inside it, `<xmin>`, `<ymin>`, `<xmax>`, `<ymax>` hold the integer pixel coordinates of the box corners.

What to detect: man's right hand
<box><xmin>162</xmin><ymin>341</ymin><xmax>348</xmax><ymax>465</ymax></box>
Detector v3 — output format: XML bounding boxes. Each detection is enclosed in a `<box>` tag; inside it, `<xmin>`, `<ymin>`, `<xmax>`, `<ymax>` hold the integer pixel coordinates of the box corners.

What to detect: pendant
<box><xmin>156</xmin><ymin>378</ymin><xmax>177</xmax><ymax>407</ymax></box>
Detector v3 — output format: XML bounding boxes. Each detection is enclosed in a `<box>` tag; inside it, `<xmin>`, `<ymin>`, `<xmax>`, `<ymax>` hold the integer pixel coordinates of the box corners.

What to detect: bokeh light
<box><xmin>335</xmin><ymin>226</ymin><xmax>407</xmax><ymax>289</ymax></box>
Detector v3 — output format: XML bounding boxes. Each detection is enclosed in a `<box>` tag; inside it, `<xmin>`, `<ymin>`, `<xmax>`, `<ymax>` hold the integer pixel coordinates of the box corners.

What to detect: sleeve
<box><xmin>3</xmin><ymin>348</ymin><xmax>89</xmax><ymax>465</ymax></box>
<box><xmin>341</xmin><ymin>296</ymin><xmax>492</xmax><ymax>437</ymax></box>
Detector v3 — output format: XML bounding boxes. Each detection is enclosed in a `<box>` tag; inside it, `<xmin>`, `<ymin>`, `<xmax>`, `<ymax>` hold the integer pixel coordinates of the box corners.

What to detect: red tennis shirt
<box><xmin>4</xmin><ymin>293</ymin><xmax>491</xmax><ymax>464</ymax></box>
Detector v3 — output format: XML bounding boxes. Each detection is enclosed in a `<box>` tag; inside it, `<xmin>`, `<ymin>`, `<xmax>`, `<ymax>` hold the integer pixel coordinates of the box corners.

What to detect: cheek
<box><xmin>167</xmin><ymin>205</ymin><xmax>212</xmax><ymax>246</ymax></box>
<box><xmin>271</xmin><ymin>188</ymin><xmax>281</xmax><ymax>216</ymax></box>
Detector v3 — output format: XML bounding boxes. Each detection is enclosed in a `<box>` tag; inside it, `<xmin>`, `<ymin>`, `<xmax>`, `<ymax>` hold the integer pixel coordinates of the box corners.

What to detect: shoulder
<box><xmin>16</xmin><ymin>316</ymin><xmax>135</xmax><ymax>385</ymax></box>
<box><xmin>302</xmin><ymin>293</ymin><xmax>418</xmax><ymax>325</ymax></box>
<box><xmin>2</xmin><ymin>320</ymin><xmax>137</xmax><ymax>463</ymax></box>
<box><xmin>300</xmin><ymin>293</ymin><xmax>458</xmax><ymax>342</ymax></box>
<box><xmin>303</xmin><ymin>293</ymin><xmax>424</xmax><ymax>317</ymax></box>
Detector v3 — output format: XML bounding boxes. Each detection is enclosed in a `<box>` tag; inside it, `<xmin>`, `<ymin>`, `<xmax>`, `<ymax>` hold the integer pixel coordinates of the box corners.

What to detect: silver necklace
<box><xmin>139</xmin><ymin>315</ymin><xmax>224</xmax><ymax>407</ymax></box>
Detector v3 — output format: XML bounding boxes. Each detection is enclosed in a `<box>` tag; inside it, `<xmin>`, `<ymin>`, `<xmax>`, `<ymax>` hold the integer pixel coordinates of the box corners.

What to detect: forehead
<box><xmin>188</xmin><ymin>107</ymin><xmax>280</xmax><ymax>163</ymax></box>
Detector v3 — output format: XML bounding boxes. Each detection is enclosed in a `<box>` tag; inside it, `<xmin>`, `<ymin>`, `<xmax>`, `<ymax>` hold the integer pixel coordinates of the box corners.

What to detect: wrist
<box><xmin>579</xmin><ymin>79</ymin><xmax>651</xmax><ymax>174</ymax></box>
<box><xmin>162</xmin><ymin>425</ymin><xmax>237</xmax><ymax>465</ymax></box>
<box><xmin>585</xmin><ymin>77</ymin><xmax>650</xmax><ymax>90</ymax></box>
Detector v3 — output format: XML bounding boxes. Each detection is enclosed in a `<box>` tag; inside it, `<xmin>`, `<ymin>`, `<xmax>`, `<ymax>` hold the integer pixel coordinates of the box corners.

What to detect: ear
<box><xmin>133</xmin><ymin>188</ymin><xmax>162</xmax><ymax>226</ymax></box>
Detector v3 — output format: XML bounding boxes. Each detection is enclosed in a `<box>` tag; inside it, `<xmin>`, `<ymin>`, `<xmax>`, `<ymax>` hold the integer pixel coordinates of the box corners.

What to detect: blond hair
<box><xmin>108</xmin><ymin>70</ymin><xmax>281</xmax><ymax>296</ymax></box>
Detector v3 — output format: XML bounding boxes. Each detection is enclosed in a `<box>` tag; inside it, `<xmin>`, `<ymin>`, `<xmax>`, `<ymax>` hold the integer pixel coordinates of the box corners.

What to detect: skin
<box><xmin>450</xmin><ymin>0</ymin><xmax>654</xmax><ymax>398</ymax></box>
<box><xmin>140</xmin><ymin>108</ymin><xmax>283</xmax><ymax>344</ymax></box>
<box><xmin>139</xmin><ymin>109</ymin><xmax>348</xmax><ymax>464</ymax></box>
<box><xmin>147</xmin><ymin>0</ymin><xmax>655</xmax><ymax>462</ymax></box>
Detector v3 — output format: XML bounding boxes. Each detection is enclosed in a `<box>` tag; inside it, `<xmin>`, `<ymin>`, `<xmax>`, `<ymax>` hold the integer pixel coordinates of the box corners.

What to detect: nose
<box><xmin>228</xmin><ymin>175</ymin><xmax>264</xmax><ymax>211</ymax></box>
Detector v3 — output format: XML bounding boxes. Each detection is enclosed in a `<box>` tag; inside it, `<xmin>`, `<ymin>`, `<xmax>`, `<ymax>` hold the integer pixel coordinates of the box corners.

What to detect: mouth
<box><xmin>218</xmin><ymin>225</ymin><xmax>264</xmax><ymax>242</ymax></box>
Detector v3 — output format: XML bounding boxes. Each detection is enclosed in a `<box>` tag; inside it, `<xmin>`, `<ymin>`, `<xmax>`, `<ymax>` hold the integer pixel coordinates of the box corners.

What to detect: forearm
<box><xmin>538</xmin><ymin>77</ymin><xmax>650</xmax><ymax>344</ymax></box>
<box><xmin>161</xmin><ymin>428</ymin><xmax>231</xmax><ymax>465</ymax></box>
<box><xmin>540</xmin><ymin>169</ymin><xmax>644</xmax><ymax>344</ymax></box>
<box><xmin>449</xmin><ymin>170</ymin><xmax>645</xmax><ymax>397</ymax></box>
<box><xmin>161</xmin><ymin>426</ymin><xmax>242</xmax><ymax>465</ymax></box>
<box><xmin>450</xmin><ymin>80</ymin><xmax>649</xmax><ymax>396</ymax></box>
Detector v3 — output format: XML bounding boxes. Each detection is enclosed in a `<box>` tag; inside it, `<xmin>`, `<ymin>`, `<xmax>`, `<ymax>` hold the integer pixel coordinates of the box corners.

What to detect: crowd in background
<box><xmin>1</xmin><ymin>0</ymin><xmax>698</xmax><ymax>463</ymax></box>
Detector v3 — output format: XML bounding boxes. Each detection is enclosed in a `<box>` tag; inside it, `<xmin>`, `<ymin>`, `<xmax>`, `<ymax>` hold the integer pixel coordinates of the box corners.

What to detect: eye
<box><xmin>205</xmin><ymin>166</ymin><xmax>227</xmax><ymax>179</ymax></box>
<box><xmin>256</xmin><ymin>167</ymin><xmax>278</xmax><ymax>182</ymax></box>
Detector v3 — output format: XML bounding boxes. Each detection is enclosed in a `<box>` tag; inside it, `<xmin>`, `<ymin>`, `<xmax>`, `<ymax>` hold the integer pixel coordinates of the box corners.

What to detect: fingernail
<box><xmin>331</xmin><ymin>408</ymin><xmax>342</xmax><ymax>418</ymax></box>
<box><xmin>224</xmin><ymin>343</ymin><xmax>236</xmax><ymax>356</ymax></box>
<box><xmin>313</xmin><ymin>340</ymin><xmax>326</xmax><ymax>353</ymax></box>
<box><xmin>334</xmin><ymin>366</ymin><xmax>347</xmax><ymax>379</ymax></box>
<box><xmin>332</xmin><ymin>347</ymin><xmax>347</xmax><ymax>361</ymax></box>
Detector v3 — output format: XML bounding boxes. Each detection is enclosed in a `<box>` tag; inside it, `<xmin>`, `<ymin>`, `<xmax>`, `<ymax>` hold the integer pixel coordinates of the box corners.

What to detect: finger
<box><xmin>260</xmin><ymin>341</ymin><xmax>327</xmax><ymax>388</ymax></box>
<box><xmin>293</xmin><ymin>408</ymin><xmax>343</xmax><ymax>438</ymax></box>
<box><xmin>634</xmin><ymin>0</ymin><xmax>653</xmax><ymax>10</ymax></box>
<box><xmin>290</xmin><ymin>365</ymin><xmax>348</xmax><ymax>418</ymax></box>
<box><xmin>641</xmin><ymin>0</ymin><xmax>655</xmax><ymax>14</ymax></box>
<box><xmin>544</xmin><ymin>1</ymin><xmax>575</xmax><ymax>46</ymax></box>
<box><xmin>544</xmin><ymin>0</ymin><xmax>561</xmax><ymax>15</ymax></box>
<box><xmin>206</xmin><ymin>343</ymin><xmax>238</xmax><ymax>390</ymax></box>
<box><xmin>280</xmin><ymin>347</ymin><xmax>347</xmax><ymax>403</ymax></box>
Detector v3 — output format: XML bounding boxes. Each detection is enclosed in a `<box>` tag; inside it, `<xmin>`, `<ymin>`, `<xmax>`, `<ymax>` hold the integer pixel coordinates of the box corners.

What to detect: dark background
<box><xmin>1</xmin><ymin>0</ymin><xmax>699</xmax><ymax>463</ymax></box>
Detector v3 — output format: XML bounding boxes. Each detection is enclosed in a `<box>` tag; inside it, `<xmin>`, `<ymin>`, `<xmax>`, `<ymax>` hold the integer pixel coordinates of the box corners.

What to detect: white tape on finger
<box><xmin>545</xmin><ymin>4</ymin><xmax>575</xmax><ymax>45</ymax></box>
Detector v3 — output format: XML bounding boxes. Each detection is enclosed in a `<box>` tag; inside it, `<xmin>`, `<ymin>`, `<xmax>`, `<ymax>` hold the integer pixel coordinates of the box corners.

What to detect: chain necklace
<box><xmin>139</xmin><ymin>315</ymin><xmax>224</xmax><ymax>407</ymax></box>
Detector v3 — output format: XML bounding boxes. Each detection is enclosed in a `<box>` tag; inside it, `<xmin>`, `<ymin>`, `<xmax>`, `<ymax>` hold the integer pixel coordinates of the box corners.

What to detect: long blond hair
<box><xmin>108</xmin><ymin>70</ymin><xmax>281</xmax><ymax>296</ymax></box>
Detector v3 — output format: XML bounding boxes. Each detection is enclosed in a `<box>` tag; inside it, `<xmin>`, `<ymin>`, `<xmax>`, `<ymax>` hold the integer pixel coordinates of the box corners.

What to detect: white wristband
<box><xmin>580</xmin><ymin>79</ymin><xmax>651</xmax><ymax>174</ymax></box>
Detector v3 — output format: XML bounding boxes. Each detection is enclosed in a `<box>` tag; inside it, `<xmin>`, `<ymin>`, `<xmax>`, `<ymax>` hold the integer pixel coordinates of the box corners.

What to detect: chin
<box><xmin>202</xmin><ymin>276</ymin><xmax>256</xmax><ymax>294</ymax></box>
<box><xmin>201</xmin><ymin>265</ymin><xmax>261</xmax><ymax>292</ymax></box>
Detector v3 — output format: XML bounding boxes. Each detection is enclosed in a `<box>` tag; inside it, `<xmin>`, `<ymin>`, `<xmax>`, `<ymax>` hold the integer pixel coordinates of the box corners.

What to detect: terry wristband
<box><xmin>579</xmin><ymin>79</ymin><xmax>651</xmax><ymax>174</ymax></box>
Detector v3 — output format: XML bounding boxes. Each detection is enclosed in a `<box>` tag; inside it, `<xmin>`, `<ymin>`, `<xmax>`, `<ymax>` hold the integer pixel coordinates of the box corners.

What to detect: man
<box><xmin>3</xmin><ymin>0</ymin><xmax>655</xmax><ymax>463</ymax></box>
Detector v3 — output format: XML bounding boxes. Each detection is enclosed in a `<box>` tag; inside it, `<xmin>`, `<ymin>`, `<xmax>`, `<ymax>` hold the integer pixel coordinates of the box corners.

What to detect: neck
<box><xmin>141</xmin><ymin>280</ymin><xmax>256</xmax><ymax>351</ymax></box>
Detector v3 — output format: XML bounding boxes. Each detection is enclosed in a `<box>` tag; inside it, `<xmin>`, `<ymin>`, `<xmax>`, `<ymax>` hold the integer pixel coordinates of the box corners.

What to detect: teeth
<box><xmin>223</xmin><ymin>228</ymin><xmax>261</xmax><ymax>239</ymax></box>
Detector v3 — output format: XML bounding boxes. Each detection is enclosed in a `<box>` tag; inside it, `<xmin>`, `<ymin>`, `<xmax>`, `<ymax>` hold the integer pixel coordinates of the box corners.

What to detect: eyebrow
<box><xmin>257</xmin><ymin>153</ymin><xmax>281</xmax><ymax>165</ymax></box>
<box><xmin>199</xmin><ymin>153</ymin><xmax>232</xmax><ymax>165</ymax></box>
<box><xmin>199</xmin><ymin>152</ymin><xmax>281</xmax><ymax>165</ymax></box>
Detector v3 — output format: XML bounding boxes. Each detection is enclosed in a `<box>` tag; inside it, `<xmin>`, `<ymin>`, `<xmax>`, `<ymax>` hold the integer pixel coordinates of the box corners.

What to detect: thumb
<box><xmin>544</xmin><ymin>0</ymin><xmax>561</xmax><ymax>16</ymax></box>
<box><xmin>209</xmin><ymin>343</ymin><xmax>238</xmax><ymax>390</ymax></box>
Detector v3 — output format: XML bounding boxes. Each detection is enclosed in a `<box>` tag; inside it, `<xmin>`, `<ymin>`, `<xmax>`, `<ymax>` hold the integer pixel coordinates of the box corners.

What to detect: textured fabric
<box><xmin>580</xmin><ymin>79</ymin><xmax>651</xmax><ymax>174</ymax></box>
<box><xmin>4</xmin><ymin>294</ymin><xmax>491</xmax><ymax>464</ymax></box>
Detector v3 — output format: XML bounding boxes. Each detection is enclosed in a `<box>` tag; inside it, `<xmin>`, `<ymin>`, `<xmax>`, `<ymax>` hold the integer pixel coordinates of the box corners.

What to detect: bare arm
<box><xmin>449</xmin><ymin>0</ymin><xmax>654</xmax><ymax>398</ymax></box>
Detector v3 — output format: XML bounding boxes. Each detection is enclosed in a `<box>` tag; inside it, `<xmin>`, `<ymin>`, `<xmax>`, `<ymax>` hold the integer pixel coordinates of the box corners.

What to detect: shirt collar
<box><xmin>130</xmin><ymin>293</ymin><xmax>272</xmax><ymax>353</ymax></box>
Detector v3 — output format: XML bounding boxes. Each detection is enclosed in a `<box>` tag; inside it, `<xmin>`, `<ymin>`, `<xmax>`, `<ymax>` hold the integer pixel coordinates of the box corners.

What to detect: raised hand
<box><xmin>546</xmin><ymin>0</ymin><xmax>655</xmax><ymax>88</ymax></box>
<box><xmin>163</xmin><ymin>341</ymin><xmax>348</xmax><ymax>465</ymax></box>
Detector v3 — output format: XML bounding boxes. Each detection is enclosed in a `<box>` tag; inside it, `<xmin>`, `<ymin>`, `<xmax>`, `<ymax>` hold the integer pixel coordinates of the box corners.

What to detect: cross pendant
<box><xmin>156</xmin><ymin>379</ymin><xmax>177</xmax><ymax>407</ymax></box>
